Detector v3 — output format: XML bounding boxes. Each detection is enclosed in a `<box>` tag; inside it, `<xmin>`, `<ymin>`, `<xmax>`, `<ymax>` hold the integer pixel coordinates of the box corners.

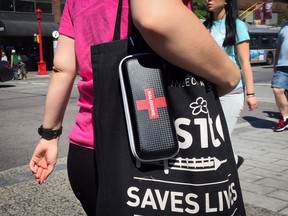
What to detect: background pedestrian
<box><xmin>204</xmin><ymin>0</ymin><xmax>258</xmax><ymax>166</ymax></box>
<box><xmin>10</xmin><ymin>49</ymin><xmax>20</xmax><ymax>80</ymax></box>
<box><xmin>1</xmin><ymin>51</ymin><xmax>8</xmax><ymax>61</ymax></box>
<box><xmin>271</xmin><ymin>21</ymin><xmax>288</xmax><ymax>132</ymax></box>
<box><xmin>18</xmin><ymin>58</ymin><xmax>28</xmax><ymax>80</ymax></box>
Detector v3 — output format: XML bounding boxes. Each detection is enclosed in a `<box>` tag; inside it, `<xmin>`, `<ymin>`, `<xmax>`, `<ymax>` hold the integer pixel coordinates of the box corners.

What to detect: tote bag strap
<box><xmin>113</xmin><ymin>0</ymin><xmax>123</xmax><ymax>41</ymax></box>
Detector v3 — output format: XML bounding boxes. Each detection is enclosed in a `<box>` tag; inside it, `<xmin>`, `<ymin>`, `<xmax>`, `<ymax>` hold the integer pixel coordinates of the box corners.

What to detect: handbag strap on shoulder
<box><xmin>112</xmin><ymin>0</ymin><xmax>152</xmax><ymax>54</ymax></box>
<box><xmin>113</xmin><ymin>0</ymin><xmax>123</xmax><ymax>41</ymax></box>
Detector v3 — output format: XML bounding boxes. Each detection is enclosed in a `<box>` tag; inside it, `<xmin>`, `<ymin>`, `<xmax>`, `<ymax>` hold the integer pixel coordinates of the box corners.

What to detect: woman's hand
<box><xmin>29</xmin><ymin>138</ymin><xmax>59</xmax><ymax>184</ymax></box>
<box><xmin>246</xmin><ymin>96</ymin><xmax>258</xmax><ymax>111</ymax></box>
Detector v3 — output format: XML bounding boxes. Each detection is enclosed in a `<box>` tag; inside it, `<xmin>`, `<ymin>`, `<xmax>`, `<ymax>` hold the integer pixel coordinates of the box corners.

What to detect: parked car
<box><xmin>0</xmin><ymin>60</ymin><xmax>14</xmax><ymax>82</ymax></box>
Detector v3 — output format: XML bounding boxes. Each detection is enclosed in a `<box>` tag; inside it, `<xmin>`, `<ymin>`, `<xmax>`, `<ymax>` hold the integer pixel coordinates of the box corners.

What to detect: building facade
<box><xmin>0</xmin><ymin>0</ymin><xmax>64</xmax><ymax>71</ymax></box>
<box><xmin>238</xmin><ymin>0</ymin><xmax>288</xmax><ymax>25</ymax></box>
<box><xmin>1</xmin><ymin>0</ymin><xmax>287</xmax><ymax>71</ymax></box>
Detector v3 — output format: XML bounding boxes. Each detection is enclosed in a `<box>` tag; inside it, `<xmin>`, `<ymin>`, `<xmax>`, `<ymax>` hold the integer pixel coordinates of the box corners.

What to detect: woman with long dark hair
<box><xmin>204</xmin><ymin>0</ymin><xmax>258</xmax><ymax>167</ymax></box>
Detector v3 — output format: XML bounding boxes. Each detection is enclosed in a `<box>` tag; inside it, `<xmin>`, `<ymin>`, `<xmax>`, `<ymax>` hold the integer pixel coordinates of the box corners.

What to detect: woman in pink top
<box><xmin>29</xmin><ymin>0</ymin><xmax>240</xmax><ymax>215</ymax></box>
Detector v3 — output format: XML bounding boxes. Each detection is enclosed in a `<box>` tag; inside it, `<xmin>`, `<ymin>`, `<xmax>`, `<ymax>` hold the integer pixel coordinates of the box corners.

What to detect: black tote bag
<box><xmin>91</xmin><ymin>1</ymin><xmax>246</xmax><ymax>215</ymax></box>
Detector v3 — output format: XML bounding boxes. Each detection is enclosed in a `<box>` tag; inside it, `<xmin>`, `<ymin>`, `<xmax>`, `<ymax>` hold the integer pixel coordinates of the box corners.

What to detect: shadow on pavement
<box><xmin>263</xmin><ymin>110</ymin><xmax>280</xmax><ymax>119</ymax></box>
<box><xmin>242</xmin><ymin>115</ymin><xmax>276</xmax><ymax>129</ymax></box>
<box><xmin>0</xmin><ymin>84</ymin><xmax>15</xmax><ymax>88</ymax></box>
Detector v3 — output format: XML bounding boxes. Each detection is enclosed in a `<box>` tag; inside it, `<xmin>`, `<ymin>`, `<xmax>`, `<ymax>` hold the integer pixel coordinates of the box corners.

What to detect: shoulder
<box><xmin>277</xmin><ymin>24</ymin><xmax>288</xmax><ymax>40</ymax></box>
<box><xmin>235</xmin><ymin>19</ymin><xmax>249</xmax><ymax>43</ymax></box>
<box><xmin>58</xmin><ymin>0</ymin><xmax>76</xmax><ymax>38</ymax></box>
<box><xmin>280</xmin><ymin>23</ymin><xmax>288</xmax><ymax>33</ymax></box>
<box><xmin>236</xmin><ymin>19</ymin><xmax>249</xmax><ymax>35</ymax></box>
<box><xmin>236</xmin><ymin>19</ymin><xmax>248</xmax><ymax>30</ymax></box>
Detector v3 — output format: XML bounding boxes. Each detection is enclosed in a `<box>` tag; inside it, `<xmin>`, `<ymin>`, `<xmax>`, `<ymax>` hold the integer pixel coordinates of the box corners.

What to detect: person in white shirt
<box><xmin>1</xmin><ymin>51</ymin><xmax>8</xmax><ymax>61</ymax></box>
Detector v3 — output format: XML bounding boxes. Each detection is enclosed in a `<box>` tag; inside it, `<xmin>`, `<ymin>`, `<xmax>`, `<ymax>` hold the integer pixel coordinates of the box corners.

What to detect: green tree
<box><xmin>192</xmin><ymin>0</ymin><xmax>209</xmax><ymax>20</ymax></box>
<box><xmin>280</xmin><ymin>10</ymin><xmax>288</xmax><ymax>24</ymax></box>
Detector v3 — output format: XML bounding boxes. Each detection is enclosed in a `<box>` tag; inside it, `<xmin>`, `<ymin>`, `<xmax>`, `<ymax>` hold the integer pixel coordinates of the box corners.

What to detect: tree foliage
<box><xmin>280</xmin><ymin>10</ymin><xmax>288</xmax><ymax>24</ymax></box>
<box><xmin>192</xmin><ymin>0</ymin><xmax>209</xmax><ymax>20</ymax></box>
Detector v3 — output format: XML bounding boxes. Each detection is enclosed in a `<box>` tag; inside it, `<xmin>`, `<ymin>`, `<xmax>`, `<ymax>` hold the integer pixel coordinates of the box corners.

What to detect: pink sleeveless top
<box><xmin>59</xmin><ymin>0</ymin><xmax>191</xmax><ymax>149</ymax></box>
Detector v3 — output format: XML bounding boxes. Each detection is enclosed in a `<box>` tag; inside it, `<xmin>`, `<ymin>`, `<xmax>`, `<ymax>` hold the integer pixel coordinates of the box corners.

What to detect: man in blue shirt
<box><xmin>271</xmin><ymin>21</ymin><xmax>288</xmax><ymax>132</ymax></box>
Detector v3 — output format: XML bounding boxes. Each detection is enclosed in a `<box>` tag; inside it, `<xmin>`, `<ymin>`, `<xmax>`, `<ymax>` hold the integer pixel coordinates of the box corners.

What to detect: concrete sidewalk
<box><xmin>1</xmin><ymin>118</ymin><xmax>287</xmax><ymax>215</ymax></box>
<box><xmin>233</xmin><ymin>119</ymin><xmax>288</xmax><ymax>216</ymax></box>
<box><xmin>0</xmin><ymin>158</ymin><xmax>86</xmax><ymax>215</ymax></box>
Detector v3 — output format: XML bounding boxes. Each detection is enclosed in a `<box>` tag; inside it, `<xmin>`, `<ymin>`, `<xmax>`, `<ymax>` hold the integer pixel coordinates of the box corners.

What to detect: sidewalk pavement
<box><xmin>233</xmin><ymin>118</ymin><xmax>288</xmax><ymax>216</ymax></box>
<box><xmin>1</xmin><ymin>76</ymin><xmax>288</xmax><ymax>215</ymax></box>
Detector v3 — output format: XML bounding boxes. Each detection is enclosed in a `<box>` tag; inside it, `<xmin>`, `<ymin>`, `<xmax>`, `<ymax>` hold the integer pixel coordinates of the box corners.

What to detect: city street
<box><xmin>0</xmin><ymin>74</ymin><xmax>79</xmax><ymax>172</ymax></box>
<box><xmin>0</xmin><ymin>65</ymin><xmax>288</xmax><ymax>215</ymax></box>
<box><xmin>0</xmin><ymin>65</ymin><xmax>278</xmax><ymax>172</ymax></box>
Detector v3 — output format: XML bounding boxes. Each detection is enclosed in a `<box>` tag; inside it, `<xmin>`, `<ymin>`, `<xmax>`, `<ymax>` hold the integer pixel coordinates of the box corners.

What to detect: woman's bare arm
<box><xmin>29</xmin><ymin>35</ymin><xmax>77</xmax><ymax>184</ymax></box>
<box><xmin>237</xmin><ymin>41</ymin><xmax>258</xmax><ymax>110</ymax></box>
<box><xmin>43</xmin><ymin>35</ymin><xmax>77</xmax><ymax>129</ymax></box>
<box><xmin>130</xmin><ymin>0</ymin><xmax>240</xmax><ymax>96</ymax></box>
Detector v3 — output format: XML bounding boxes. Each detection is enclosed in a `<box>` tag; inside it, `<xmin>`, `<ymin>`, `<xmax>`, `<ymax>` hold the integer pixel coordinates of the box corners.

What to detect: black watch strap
<box><xmin>38</xmin><ymin>125</ymin><xmax>63</xmax><ymax>139</ymax></box>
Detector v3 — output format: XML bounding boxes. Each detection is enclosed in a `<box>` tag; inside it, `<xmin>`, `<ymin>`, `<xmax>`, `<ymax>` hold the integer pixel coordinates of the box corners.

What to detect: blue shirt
<box><xmin>275</xmin><ymin>22</ymin><xmax>288</xmax><ymax>67</ymax></box>
<box><xmin>209</xmin><ymin>18</ymin><xmax>250</xmax><ymax>90</ymax></box>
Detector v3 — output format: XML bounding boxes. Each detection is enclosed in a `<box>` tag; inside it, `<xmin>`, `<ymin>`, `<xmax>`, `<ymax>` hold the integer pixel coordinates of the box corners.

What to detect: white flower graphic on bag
<box><xmin>189</xmin><ymin>97</ymin><xmax>208</xmax><ymax>115</ymax></box>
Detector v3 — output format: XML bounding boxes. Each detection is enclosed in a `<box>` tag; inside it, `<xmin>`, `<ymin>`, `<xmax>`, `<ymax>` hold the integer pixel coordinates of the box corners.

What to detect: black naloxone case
<box><xmin>119</xmin><ymin>53</ymin><xmax>179</xmax><ymax>162</ymax></box>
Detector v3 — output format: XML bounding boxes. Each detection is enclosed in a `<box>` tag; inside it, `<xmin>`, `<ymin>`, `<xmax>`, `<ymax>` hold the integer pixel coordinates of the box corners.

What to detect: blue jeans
<box><xmin>271</xmin><ymin>67</ymin><xmax>288</xmax><ymax>90</ymax></box>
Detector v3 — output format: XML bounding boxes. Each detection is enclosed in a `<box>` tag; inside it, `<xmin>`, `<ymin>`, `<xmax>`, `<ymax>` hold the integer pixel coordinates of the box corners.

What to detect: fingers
<box><xmin>248</xmin><ymin>103</ymin><xmax>257</xmax><ymax>111</ymax></box>
<box><xmin>29</xmin><ymin>140</ymin><xmax>58</xmax><ymax>184</ymax></box>
<box><xmin>246</xmin><ymin>97</ymin><xmax>258</xmax><ymax>111</ymax></box>
<box><xmin>32</xmin><ymin>165</ymin><xmax>53</xmax><ymax>184</ymax></box>
<box><xmin>34</xmin><ymin>167</ymin><xmax>44</xmax><ymax>184</ymax></box>
<box><xmin>29</xmin><ymin>159</ymin><xmax>39</xmax><ymax>174</ymax></box>
<box><xmin>30</xmin><ymin>162</ymin><xmax>44</xmax><ymax>184</ymax></box>
<box><xmin>29</xmin><ymin>158</ymin><xmax>53</xmax><ymax>184</ymax></box>
<box><xmin>249</xmin><ymin>106</ymin><xmax>256</xmax><ymax>111</ymax></box>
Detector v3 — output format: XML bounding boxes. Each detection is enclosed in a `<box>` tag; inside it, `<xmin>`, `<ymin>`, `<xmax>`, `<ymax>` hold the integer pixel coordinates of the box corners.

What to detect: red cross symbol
<box><xmin>136</xmin><ymin>88</ymin><xmax>167</xmax><ymax>119</ymax></box>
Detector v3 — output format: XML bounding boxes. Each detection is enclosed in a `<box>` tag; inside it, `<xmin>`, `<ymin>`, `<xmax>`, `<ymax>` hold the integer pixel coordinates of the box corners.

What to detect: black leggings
<box><xmin>67</xmin><ymin>144</ymin><xmax>98</xmax><ymax>216</ymax></box>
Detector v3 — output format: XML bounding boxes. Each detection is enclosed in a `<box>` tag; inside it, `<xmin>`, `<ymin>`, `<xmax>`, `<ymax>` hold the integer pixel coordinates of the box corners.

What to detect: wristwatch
<box><xmin>38</xmin><ymin>125</ymin><xmax>63</xmax><ymax>140</ymax></box>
